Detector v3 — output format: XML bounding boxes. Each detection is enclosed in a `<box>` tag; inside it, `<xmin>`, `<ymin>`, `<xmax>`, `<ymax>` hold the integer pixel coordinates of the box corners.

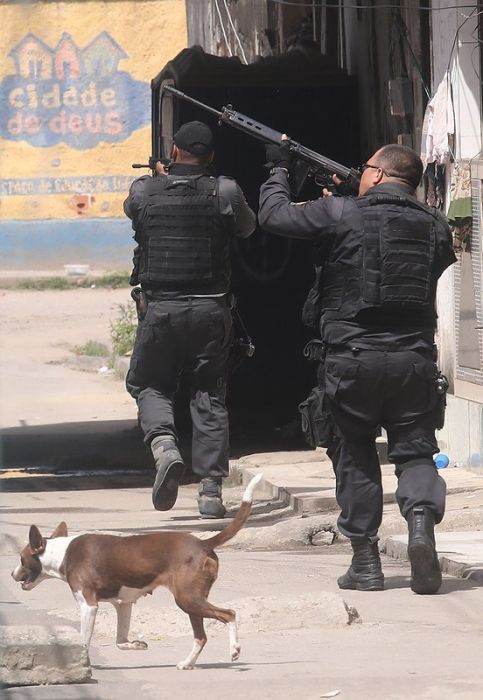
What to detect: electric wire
<box><xmin>446</xmin><ymin>8</ymin><xmax>480</xmax><ymax>75</ymax></box>
<box><xmin>268</xmin><ymin>1</ymin><xmax>477</xmax><ymax>10</ymax></box>
<box><xmin>394</xmin><ymin>12</ymin><xmax>432</xmax><ymax>100</ymax></box>
<box><xmin>222</xmin><ymin>0</ymin><xmax>249</xmax><ymax>64</ymax></box>
<box><xmin>213</xmin><ymin>0</ymin><xmax>233</xmax><ymax>57</ymax></box>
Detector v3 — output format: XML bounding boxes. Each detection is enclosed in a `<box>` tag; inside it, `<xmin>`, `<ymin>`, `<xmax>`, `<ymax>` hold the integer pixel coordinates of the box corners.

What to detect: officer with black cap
<box><xmin>258</xmin><ymin>143</ymin><xmax>456</xmax><ymax>595</ymax></box>
<box><xmin>124</xmin><ymin>120</ymin><xmax>256</xmax><ymax>518</ymax></box>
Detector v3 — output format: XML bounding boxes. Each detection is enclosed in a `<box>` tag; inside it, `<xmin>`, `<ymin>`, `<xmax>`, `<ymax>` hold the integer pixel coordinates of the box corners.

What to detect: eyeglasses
<box><xmin>361</xmin><ymin>162</ymin><xmax>392</xmax><ymax>177</ymax></box>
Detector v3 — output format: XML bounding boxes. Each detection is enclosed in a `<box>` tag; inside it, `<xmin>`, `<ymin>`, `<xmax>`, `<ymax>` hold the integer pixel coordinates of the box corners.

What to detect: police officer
<box><xmin>124</xmin><ymin>121</ymin><xmax>256</xmax><ymax>518</ymax></box>
<box><xmin>258</xmin><ymin>144</ymin><xmax>456</xmax><ymax>594</ymax></box>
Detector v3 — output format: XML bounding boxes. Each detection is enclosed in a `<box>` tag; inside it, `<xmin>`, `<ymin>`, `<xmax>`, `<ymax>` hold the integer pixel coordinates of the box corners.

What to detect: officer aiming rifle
<box><xmin>124</xmin><ymin>119</ymin><xmax>256</xmax><ymax>520</ymax></box>
<box><xmin>161</xmin><ymin>85</ymin><xmax>360</xmax><ymax>196</ymax></box>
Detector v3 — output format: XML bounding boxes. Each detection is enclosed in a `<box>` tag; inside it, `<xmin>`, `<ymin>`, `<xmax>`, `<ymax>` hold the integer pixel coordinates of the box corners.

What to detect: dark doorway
<box><xmin>150</xmin><ymin>46</ymin><xmax>360</xmax><ymax>440</ymax></box>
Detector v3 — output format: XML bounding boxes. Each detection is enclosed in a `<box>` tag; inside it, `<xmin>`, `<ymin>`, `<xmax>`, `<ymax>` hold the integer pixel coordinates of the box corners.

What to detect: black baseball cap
<box><xmin>173</xmin><ymin>121</ymin><xmax>214</xmax><ymax>156</ymax></box>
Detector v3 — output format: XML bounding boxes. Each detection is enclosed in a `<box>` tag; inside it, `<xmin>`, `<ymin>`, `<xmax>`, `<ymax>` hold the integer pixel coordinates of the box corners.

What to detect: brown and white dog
<box><xmin>11</xmin><ymin>473</ymin><xmax>262</xmax><ymax>670</ymax></box>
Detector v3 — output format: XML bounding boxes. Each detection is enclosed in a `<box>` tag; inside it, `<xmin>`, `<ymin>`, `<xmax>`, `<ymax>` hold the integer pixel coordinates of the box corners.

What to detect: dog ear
<box><xmin>29</xmin><ymin>525</ymin><xmax>46</xmax><ymax>555</ymax></box>
<box><xmin>50</xmin><ymin>522</ymin><xmax>68</xmax><ymax>538</ymax></box>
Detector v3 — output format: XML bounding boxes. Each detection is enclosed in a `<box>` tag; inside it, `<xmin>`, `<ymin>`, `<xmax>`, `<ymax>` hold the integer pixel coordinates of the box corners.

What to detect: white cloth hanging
<box><xmin>421</xmin><ymin>72</ymin><xmax>455</xmax><ymax>167</ymax></box>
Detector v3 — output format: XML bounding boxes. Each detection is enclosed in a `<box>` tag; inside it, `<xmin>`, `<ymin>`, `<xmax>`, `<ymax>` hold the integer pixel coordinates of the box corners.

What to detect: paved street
<box><xmin>1</xmin><ymin>482</ymin><xmax>483</xmax><ymax>700</ymax></box>
<box><xmin>1</xmin><ymin>288</ymin><xmax>482</xmax><ymax>699</ymax></box>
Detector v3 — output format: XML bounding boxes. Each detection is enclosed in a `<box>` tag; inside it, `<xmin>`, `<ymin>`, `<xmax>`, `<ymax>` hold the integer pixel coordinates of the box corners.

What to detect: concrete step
<box><xmin>0</xmin><ymin>626</ymin><xmax>91</xmax><ymax>687</ymax></box>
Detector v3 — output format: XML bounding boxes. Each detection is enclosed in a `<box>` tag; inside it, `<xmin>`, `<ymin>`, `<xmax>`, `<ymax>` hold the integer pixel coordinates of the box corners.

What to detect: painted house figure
<box><xmin>8</xmin><ymin>33</ymin><xmax>53</xmax><ymax>79</ymax></box>
<box><xmin>83</xmin><ymin>32</ymin><xmax>127</xmax><ymax>77</ymax></box>
<box><xmin>55</xmin><ymin>33</ymin><xmax>82</xmax><ymax>80</ymax></box>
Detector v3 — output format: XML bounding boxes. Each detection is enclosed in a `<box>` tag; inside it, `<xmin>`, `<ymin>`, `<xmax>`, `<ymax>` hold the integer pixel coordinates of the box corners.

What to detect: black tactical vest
<box><xmin>137</xmin><ymin>173</ymin><xmax>233</xmax><ymax>294</ymax></box>
<box><xmin>319</xmin><ymin>193</ymin><xmax>444</xmax><ymax>323</ymax></box>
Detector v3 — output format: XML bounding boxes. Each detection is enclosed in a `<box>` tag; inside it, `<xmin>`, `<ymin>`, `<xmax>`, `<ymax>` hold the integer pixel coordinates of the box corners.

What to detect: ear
<box><xmin>29</xmin><ymin>525</ymin><xmax>46</xmax><ymax>554</ymax></box>
<box><xmin>50</xmin><ymin>522</ymin><xmax>68</xmax><ymax>538</ymax></box>
<box><xmin>374</xmin><ymin>168</ymin><xmax>384</xmax><ymax>185</ymax></box>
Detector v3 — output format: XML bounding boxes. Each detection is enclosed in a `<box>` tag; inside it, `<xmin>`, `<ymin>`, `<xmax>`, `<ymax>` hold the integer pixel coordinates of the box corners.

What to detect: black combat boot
<box><xmin>406</xmin><ymin>506</ymin><xmax>442</xmax><ymax>595</ymax></box>
<box><xmin>197</xmin><ymin>477</ymin><xmax>226</xmax><ymax>519</ymax></box>
<box><xmin>337</xmin><ymin>536</ymin><xmax>385</xmax><ymax>591</ymax></box>
<box><xmin>151</xmin><ymin>436</ymin><xmax>185</xmax><ymax>511</ymax></box>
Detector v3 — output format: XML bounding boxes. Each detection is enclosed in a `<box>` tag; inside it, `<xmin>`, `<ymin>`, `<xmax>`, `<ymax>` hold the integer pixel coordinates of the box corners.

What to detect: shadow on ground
<box><xmin>0</xmin><ymin>408</ymin><xmax>309</xmax><ymax>491</ymax></box>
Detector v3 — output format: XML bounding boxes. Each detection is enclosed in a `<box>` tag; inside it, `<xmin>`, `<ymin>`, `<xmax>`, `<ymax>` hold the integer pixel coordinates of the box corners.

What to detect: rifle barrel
<box><xmin>162</xmin><ymin>84</ymin><xmax>360</xmax><ymax>184</ymax></box>
<box><xmin>162</xmin><ymin>85</ymin><xmax>222</xmax><ymax>119</ymax></box>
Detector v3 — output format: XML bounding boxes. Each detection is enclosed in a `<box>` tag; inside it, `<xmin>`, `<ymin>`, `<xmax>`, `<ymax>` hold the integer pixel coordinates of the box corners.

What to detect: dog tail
<box><xmin>204</xmin><ymin>473</ymin><xmax>263</xmax><ymax>550</ymax></box>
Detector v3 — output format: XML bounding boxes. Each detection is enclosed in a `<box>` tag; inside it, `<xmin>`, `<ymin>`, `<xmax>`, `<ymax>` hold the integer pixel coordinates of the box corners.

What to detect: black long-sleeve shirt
<box><xmin>259</xmin><ymin>171</ymin><xmax>456</xmax><ymax>347</ymax></box>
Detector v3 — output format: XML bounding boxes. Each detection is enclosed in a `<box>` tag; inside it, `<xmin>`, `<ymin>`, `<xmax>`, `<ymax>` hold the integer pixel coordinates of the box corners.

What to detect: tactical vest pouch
<box><xmin>298</xmin><ymin>385</ymin><xmax>334</xmax><ymax>448</ymax></box>
<box><xmin>319</xmin><ymin>262</ymin><xmax>344</xmax><ymax>310</ymax></box>
<box><xmin>147</xmin><ymin>236</ymin><xmax>212</xmax><ymax>282</ymax></box>
<box><xmin>138</xmin><ymin>174</ymin><xmax>232</xmax><ymax>293</ymax></box>
<box><xmin>378</xmin><ymin>209</ymin><xmax>433</xmax><ymax>305</ymax></box>
<box><xmin>358</xmin><ymin>197</ymin><xmax>434</xmax><ymax>308</ymax></box>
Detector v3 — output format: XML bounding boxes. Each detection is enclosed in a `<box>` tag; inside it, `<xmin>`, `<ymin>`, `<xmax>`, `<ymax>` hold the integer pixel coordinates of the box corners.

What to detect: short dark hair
<box><xmin>376</xmin><ymin>145</ymin><xmax>423</xmax><ymax>189</ymax></box>
<box><xmin>175</xmin><ymin>146</ymin><xmax>213</xmax><ymax>167</ymax></box>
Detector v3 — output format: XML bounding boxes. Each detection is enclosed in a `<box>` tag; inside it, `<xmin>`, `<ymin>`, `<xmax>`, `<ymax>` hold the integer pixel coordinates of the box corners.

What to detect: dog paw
<box><xmin>230</xmin><ymin>643</ymin><xmax>241</xmax><ymax>661</ymax></box>
<box><xmin>117</xmin><ymin>640</ymin><xmax>148</xmax><ymax>651</ymax></box>
<box><xmin>176</xmin><ymin>661</ymin><xmax>194</xmax><ymax>670</ymax></box>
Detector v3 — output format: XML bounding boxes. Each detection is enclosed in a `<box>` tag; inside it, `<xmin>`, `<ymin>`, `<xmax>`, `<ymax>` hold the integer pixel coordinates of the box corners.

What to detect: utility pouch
<box><xmin>130</xmin><ymin>286</ymin><xmax>148</xmax><ymax>321</ymax></box>
<box><xmin>298</xmin><ymin>385</ymin><xmax>334</xmax><ymax>449</ymax></box>
<box><xmin>434</xmin><ymin>370</ymin><xmax>449</xmax><ymax>430</ymax></box>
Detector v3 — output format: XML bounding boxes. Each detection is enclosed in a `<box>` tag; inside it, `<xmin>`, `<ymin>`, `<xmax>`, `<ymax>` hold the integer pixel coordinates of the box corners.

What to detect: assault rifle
<box><xmin>131</xmin><ymin>155</ymin><xmax>170</xmax><ymax>173</ymax></box>
<box><xmin>162</xmin><ymin>84</ymin><xmax>360</xmax><ymax>195</ymax></box>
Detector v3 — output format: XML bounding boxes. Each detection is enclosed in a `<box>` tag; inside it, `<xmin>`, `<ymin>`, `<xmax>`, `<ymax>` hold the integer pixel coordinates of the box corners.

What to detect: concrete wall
<box><xmin>431</xmin><ymin>0</ymin><xmax>483</xmax><ymax>467</ymax></box>
<box><xmin>0</xmin><ymin>0</ymin><xmax>187</xmax><ymax>271</ymax></box>
<box><xmin>438</xmin><ymin>395</ymin><xmax>483</xmax><ymax>470</ymax></box>
<box><xmin>186</xmin><ymin>0</ymin><xmax>272</xmax><ymax>62</ymax></box>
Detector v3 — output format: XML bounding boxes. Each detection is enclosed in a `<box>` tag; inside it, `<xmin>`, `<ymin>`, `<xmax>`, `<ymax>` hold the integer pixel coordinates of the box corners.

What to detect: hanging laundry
<box><xmin>447</xmin><ymin>160</ymin><xmax>472</xmax><ymax>252</ymax></box>
<box><xmin>421</xmin><ymin>72</ymin><xmax>455</xmax><ymax>167</ymax></box>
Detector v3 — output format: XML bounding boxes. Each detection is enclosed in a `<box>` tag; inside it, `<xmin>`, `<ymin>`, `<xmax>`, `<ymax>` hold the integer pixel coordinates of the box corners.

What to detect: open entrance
<box><xmin>150</xmin><ymin>46</ymin><xmax>360</xmax><ymax>443</ymax></box>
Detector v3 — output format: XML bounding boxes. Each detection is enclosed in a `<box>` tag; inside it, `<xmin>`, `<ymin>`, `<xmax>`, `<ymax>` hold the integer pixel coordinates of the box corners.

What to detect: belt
<box><xmin>145</xmin><ymin>290</ymin><xmax>228</xmax><ymax>302</ymax></box>
<box><xmin>326</xmin><ymin>342</ymin><xmax>435</xmax><ymax>354</ymax></box>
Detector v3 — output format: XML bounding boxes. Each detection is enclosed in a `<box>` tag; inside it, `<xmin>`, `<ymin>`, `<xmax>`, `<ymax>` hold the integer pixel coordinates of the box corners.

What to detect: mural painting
<box><xmin>1</xmin><ymin>32</ymin><xmax>148</xmax><ymax>149</ymax></box>
<box><xmin>0</xmin><ymin>0</ymin><xmax>187</xmax><ymax>269</ymax></box>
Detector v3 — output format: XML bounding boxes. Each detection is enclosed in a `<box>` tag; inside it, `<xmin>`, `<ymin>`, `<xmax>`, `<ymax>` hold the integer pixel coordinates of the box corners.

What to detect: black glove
<box><xmin>264</xmin><ymin>142</ymin><xmax>291</xmax><ymax>170</ymax></box>
<box><xmin>334</xmin><ymin>177</ymin><xmax>359</xmax><ymax>196</ymax></box>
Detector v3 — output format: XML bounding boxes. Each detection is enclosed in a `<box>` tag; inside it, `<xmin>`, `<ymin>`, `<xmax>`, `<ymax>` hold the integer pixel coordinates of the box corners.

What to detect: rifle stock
<box><xmin>162</xmin><ymin>85</ymin><xmax>360</xmax><ymax>194</ymax></box>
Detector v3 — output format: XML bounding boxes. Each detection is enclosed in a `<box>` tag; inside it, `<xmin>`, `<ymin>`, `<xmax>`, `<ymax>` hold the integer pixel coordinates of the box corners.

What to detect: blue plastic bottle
<box><xmin>434</xmin><ymin>454</ymin><xmax>449</xmax><ymax>469</ymax></box>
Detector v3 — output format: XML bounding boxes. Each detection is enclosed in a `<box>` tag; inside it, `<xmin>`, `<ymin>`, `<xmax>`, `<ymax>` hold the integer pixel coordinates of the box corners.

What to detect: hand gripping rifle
<box><xmin>131</xmin><ymin>155</ymin><xmax>171</xmax><ymax>174</ymax></box>
<box><xmin>162</xmin><ymin>85</ymin><xmax>360</xmax><ymax>195</ymax></box>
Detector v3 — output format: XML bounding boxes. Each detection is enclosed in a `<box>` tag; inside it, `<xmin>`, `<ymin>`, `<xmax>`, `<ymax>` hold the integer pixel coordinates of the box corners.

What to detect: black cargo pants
<box><xmin>126</xmin><ymin>296</ymin><xmax>233</xmax><ymax>479</ymax></box>
<box><xmin>323</xmin><ymin>347</ymin><xmax>446</xmax><ymax>539</ymax></box>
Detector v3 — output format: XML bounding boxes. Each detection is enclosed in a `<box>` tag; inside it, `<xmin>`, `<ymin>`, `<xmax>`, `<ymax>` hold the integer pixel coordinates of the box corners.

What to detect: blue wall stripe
<box><xmin>0</xmin><ymin>218</ymin><xmax>135</xmax><ymax>269</ymax></box>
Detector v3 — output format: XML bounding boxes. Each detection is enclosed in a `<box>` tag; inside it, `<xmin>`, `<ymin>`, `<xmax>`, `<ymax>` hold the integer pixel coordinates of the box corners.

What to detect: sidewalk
<box><xmin>1</xmin><ymin>447</ymin><xmax>482</xmax><ymax>695</ymax></box>
<box><xmin>2</xmin><ymin>447</ymin><xmax>482</xmax><ymax>582</ymax></box>
<box><xmin>230</xmin><ymin>449</ymin><xmax>483</xmax><ymax>581</ymax></box>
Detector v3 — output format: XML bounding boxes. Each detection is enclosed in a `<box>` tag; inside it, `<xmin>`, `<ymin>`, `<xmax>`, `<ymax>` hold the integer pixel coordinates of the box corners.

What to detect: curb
<box><xmin>383</xmin><ymin>534</ymin><xmax>483</xmax><ymax>582</ymax></box>
<box><xmin>230</xmin><ymin>460</ymin><xmax>483</xmax><ymax>517</ymax></box>
<box><xmin>234</xmin><ymin>466</ymin><xmax>338</xmax><ymax>515</ymax></box>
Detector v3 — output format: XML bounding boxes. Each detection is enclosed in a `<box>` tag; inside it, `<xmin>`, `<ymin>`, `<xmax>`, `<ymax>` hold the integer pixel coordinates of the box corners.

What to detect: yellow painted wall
<box><xmin>0</xmin><ymin>0</ymin><xmax>187</xmax><ymax>222</ymax></box>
